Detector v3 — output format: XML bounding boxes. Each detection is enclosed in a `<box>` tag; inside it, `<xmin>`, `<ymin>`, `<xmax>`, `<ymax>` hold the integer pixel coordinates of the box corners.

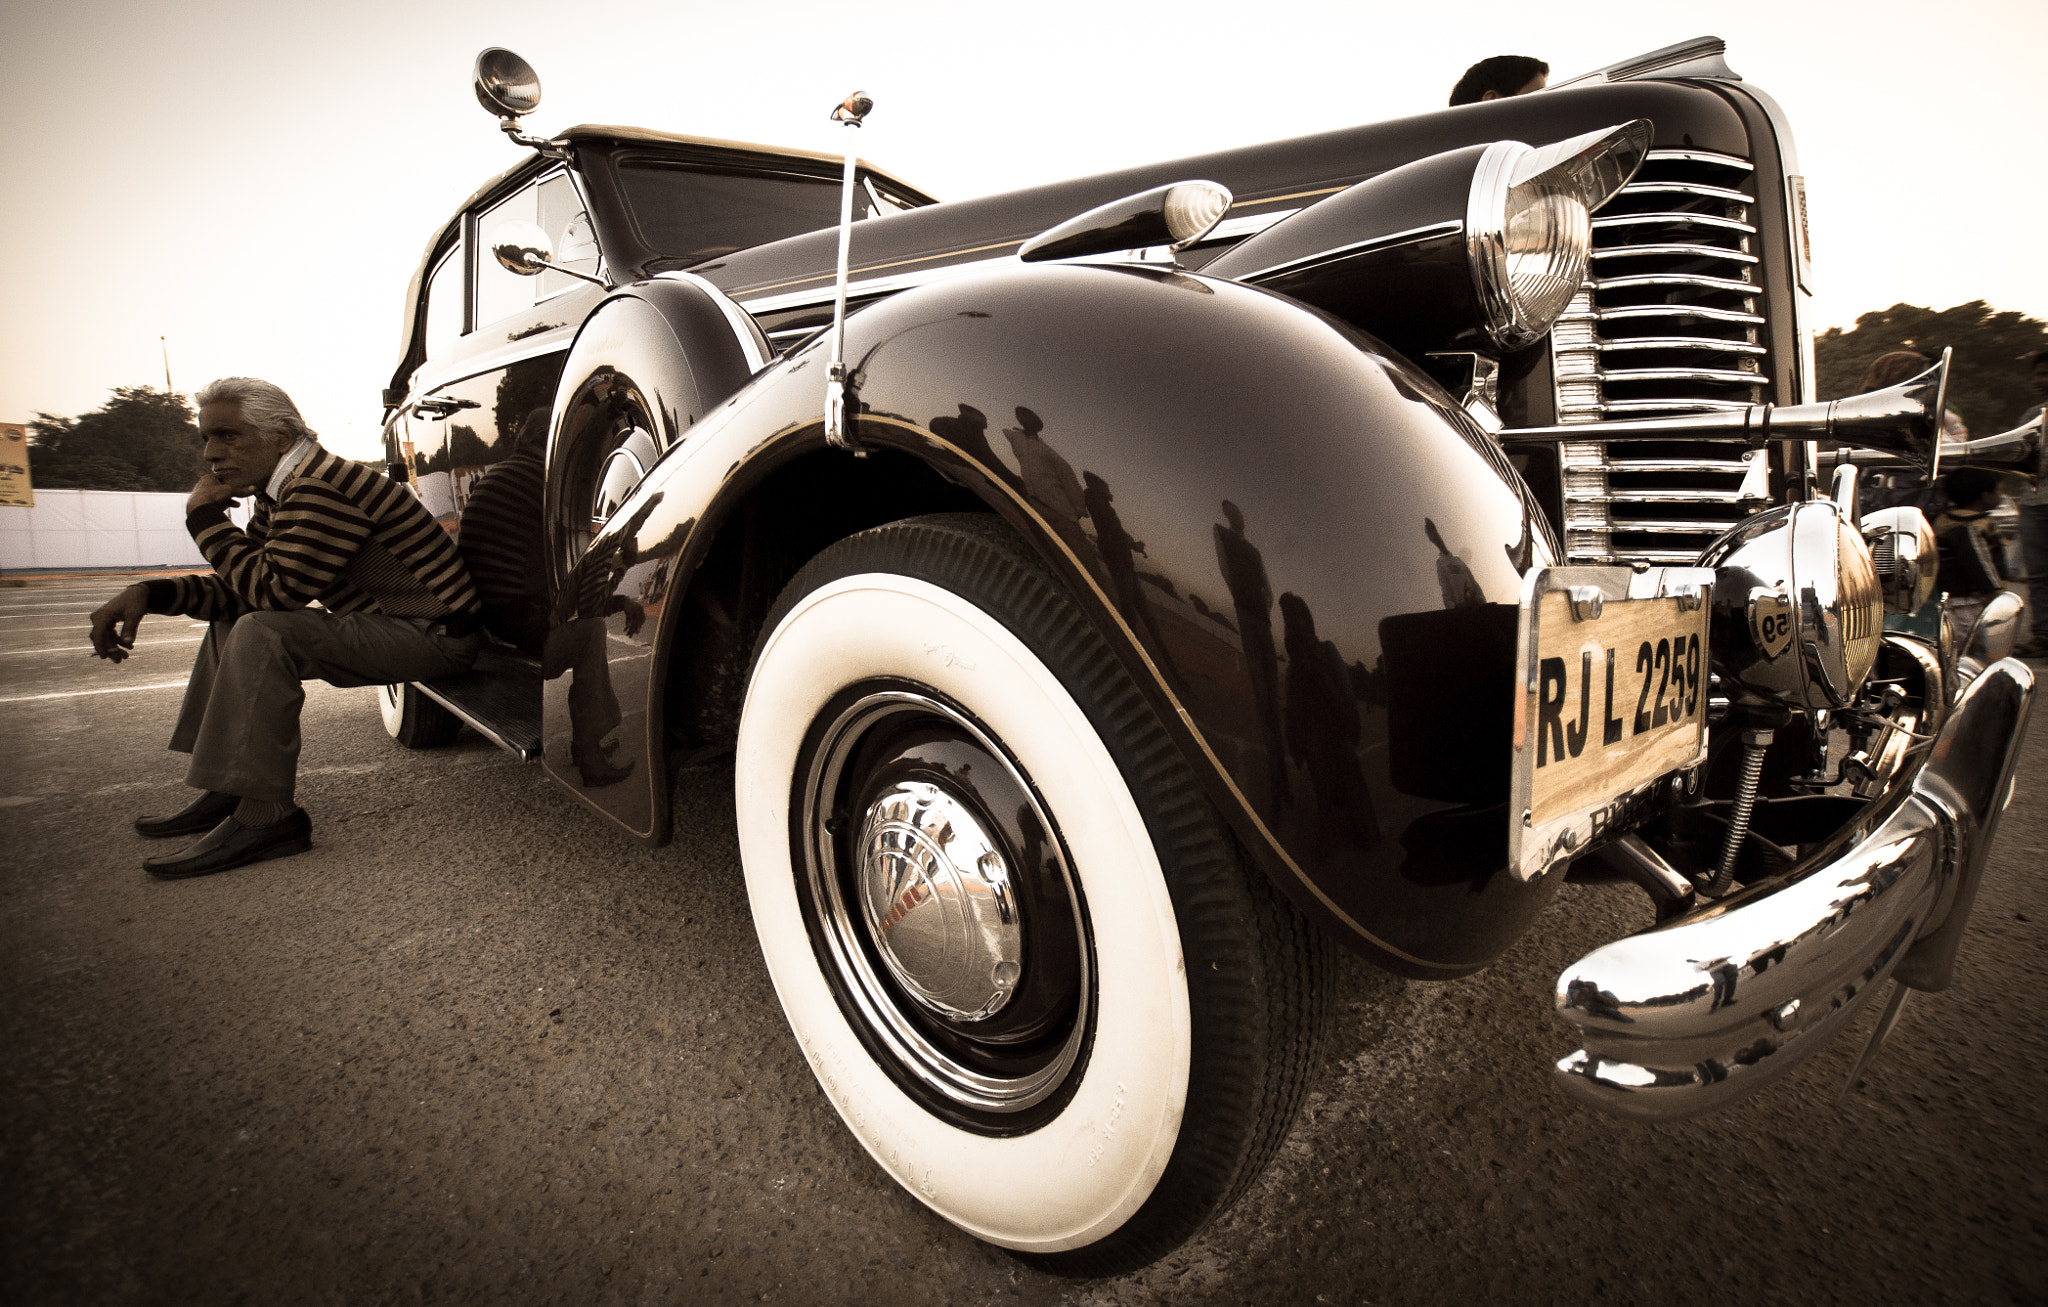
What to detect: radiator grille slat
<box><xmin>1548</xmin><ymin>149</ymin><xmax>1770</xmax><ymax>564</ymax></box>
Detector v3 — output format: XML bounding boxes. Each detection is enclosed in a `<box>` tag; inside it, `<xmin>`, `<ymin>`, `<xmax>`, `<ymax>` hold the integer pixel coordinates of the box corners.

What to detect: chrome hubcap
<box><xmin>856</xmin><ymin>781</ymin><xmax>1023</xmax><ymax>1022</ymax></box>
<box><xmin>798</xmin><ymin>686</ymin><xmax>1092</xmax><ymax>1125</ymax></box>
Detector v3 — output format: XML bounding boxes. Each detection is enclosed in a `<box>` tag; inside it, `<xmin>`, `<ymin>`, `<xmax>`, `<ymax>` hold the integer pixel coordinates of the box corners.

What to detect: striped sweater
<box><xmin>150</xmin><ymin>444</ymin><xmax>481</xmax><ymax>622</ymax></box>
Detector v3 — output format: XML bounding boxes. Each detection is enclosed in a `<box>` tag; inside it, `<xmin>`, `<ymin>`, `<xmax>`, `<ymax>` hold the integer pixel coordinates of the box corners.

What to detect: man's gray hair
<box><xmin>194</xmin><ymin>377</ymin><xmax>316</xmax><ymax>448</ymax></box>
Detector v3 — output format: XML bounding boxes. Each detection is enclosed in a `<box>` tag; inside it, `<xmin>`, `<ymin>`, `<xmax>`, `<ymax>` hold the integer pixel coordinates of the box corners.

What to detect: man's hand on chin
<box><xmin>187</xmin><ymin>473</ymin><xmax>241</xmax><ymax>515</ymax></box>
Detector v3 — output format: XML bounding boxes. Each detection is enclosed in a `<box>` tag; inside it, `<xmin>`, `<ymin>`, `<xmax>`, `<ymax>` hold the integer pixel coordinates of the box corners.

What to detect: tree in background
<box><xmin>1817</xmin><ymin>302</ymin><xmax>2048</xmax><ymax>433</ymax></box>
<box><xmin>27</xmin><ymin>386</ymin><xmax>203</xmax><ymax>492</ymax></box>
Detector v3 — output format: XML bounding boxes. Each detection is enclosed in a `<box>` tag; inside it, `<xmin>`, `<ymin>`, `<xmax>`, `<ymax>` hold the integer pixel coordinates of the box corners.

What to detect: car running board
<box><xmin>415</xmin><ymin>645</ymin><xmax>544</xmax><ymax>760</ymax></box>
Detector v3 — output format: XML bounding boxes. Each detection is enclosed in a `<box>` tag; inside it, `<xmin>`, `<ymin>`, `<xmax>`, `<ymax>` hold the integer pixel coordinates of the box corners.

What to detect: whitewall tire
<box><xmin>735</xmin><ymin>515</ymin><xmax>1325</xmax><ymax>1276</ymax></box>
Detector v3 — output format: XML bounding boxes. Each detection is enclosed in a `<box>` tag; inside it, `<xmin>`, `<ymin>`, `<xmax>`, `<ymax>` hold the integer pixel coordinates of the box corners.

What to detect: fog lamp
<box><xmin>1702</xmin><ymin>500</ymin><xmax>1884</xmax><ymax>710</ymax></box>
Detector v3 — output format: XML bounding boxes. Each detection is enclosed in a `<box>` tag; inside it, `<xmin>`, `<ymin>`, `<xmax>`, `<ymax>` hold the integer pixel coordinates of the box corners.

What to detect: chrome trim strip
<box><xmin>1643</xmin><ymin>148</ymin><xmax>1754</xmax><ymax>171</ymax></box>
<box><xmin>1616</xmin><ymin>181</ymin><xmax>1755</xmax><ymax>204</ymax></box>
<box><xmin>1563</xmin><ymin>458</ymin><xmax>1753</xmax><ymax>473</ymax></box>
<box><xmin>1569</xmin><ymin>547</ymin><xmax>1706</xmax><ymax>564</ymax></box>
<box><xmin>415</xmin><ymin>329</ymin><xmax>578</xmax><ymax>399</ymax></box>
<box><xmin>1574</xmin><ymin>517</ymin><xmax>1754</xmax><ymax>534</ymax></box>
<box><xmin>736</xmin><ymin>252</ymin><xmax>1018</xmax><ymax>316</ymax></box>
<box><xmin>1593</xmin><ymin>212</ymin><xmax>1757</xmax><ymax>234</ymax></box>
<box><xmin>1596</xmin><ymin>366</ymin><xmax>1769</xmax><ymax>385</ymax></box>
<box><xmin>1592</xmin><ymin>273</ymin><xmax>1759</xmax><ymax>296</ymax></box>
<box><xmin>1589</xmin><ymin>398</ymin><xmax>1756</xmax><ymax>413</ymax></box>
<box><xmin>740</xmin><ymin>209</ymin><xmax>1307</xmax><ymax>323</ymax></box>
<box><xmin>1553</xmin><ymin>656</ymin><xmax>2035</xmax><ymax>1122</ymax></box>
<box><xmin>1596</xmin><ymin>337</ymin><xmax>1767</xmax><ymax>355</ymax></box>
<box><xmin>1578</xmin><ymin>304</ymin><xmax>1765</xmax><ymax>324</ymax></box>
<box><xmin>1568</xmin><ymin>488</ymin><xmax>1746</xmax><ymax>504</ymax></box>
<box><xmin>1592</xmin><ymin>243</ymin><xmax>1759</xmax><ymax>264</ymax></box>
<box><xmin>1234</xmin><ymin>219</ymin><xmax>1462</xmax><ymax>285</ymax></box>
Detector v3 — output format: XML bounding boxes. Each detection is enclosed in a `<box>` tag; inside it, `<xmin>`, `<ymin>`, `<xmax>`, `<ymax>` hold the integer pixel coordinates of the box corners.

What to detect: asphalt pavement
<box><xmin>3</xmin><ymin>575</ymin><xmax>2044</xmax><ymax>1306</ymax></box>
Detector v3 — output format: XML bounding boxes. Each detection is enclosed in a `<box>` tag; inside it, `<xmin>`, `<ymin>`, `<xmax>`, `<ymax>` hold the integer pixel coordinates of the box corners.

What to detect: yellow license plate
<box><xmin>1525</xmin><ymin>590</ymin><xmax>1710</xmax><ymax>829</ymax></box>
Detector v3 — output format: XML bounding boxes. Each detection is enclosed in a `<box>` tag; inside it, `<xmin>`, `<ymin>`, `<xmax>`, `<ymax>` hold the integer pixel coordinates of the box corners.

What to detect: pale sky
<box><xmin>6</xmin><ymin>0</ymin><xmax>2044</xmax><ymax>463</ymax></box>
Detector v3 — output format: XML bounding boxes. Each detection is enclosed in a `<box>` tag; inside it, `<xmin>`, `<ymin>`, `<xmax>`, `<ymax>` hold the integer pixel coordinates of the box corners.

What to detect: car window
<box><xmin>616</xmin><ymin>160</ymin><xmax>853</xmax><ymax>269</ymax></box>
<box><xmin>865</xmin><ymin>177</ymin><xmax>922</xmax><ymax>215</ymax></box>
<box><xmin>538</xmin><ymin>174</ymin><xmax>599</xmax><ymax>300</ymax></box>
<box><xmin>475</xmin><ymin>173</ymin><xmax>597</xmax><ymax>331</ymax></box>
<box><xmin>422</xmin><ymin>245</ymin><xmax>462</xmax><ymax>360</ymax></box>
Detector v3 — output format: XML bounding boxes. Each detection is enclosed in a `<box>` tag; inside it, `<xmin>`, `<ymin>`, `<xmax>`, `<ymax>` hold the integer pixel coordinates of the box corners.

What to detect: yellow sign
<box><xmin>0</xmin><ymin>423</ymin><xmax>30</xmax><ymax>507</ymax></box>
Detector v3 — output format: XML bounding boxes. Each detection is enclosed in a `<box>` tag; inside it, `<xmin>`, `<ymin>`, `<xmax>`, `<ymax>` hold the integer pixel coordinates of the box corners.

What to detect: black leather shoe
<box><xmin>143</xmin><ymin>810</ymin><xmax>312</xmax><ymax>879</ymax></box>
<box><xmin>133</xmin><ymin>790</ymin><xmax>239</xmax><ymax>839</ymax></box>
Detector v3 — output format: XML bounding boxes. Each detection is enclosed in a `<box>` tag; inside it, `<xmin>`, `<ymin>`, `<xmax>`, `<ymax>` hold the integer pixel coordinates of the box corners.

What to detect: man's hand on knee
<box><xmin>89</xmin><ymin>584</ymin><xmax>151</xmax><ymax>662</ymax></box>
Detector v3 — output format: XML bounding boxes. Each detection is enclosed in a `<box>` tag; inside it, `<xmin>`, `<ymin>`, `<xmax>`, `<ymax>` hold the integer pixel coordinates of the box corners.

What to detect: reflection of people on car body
<box><xmin>1215</xmin><ymin>500</ymin><xmax>1290</xmax><ymax>813</ymax></box>
<box><xmin>543</xmin><ymin>492</ymin><xmax>679</xmax><ymax>789</ymax></box>
<box><xmin>1279</xmin><ymin>591</ymin><xmax>1377</xmax><ymax>852</ymax></box>
<box><xmin>89</xmin><ymin>377</ymin><xmax>483</xmax><ymax>878</ymax></box>
<box><xmin>457</xmin><ymin>407</ymin><xmax>551</xmax><ymax>653</ymax></box>
<box><xmin>1425</xmin><ymin>517</ymin><xmax>1486</xmax><ymax>610</ymax></box>
<box><xmin>1002</xmin><ymin>407</ymin><xmax>1087</xmax><ymax>533</ymax></box>
<box><xmin>927</xmin><ymin>402</ymin><xmax>1000</xmax><ymax>479</ymax></box>
<box><xmin>1081</xmin><ymin>471</ymin><xmax>1162</xmax><ymax>652</ymax></box>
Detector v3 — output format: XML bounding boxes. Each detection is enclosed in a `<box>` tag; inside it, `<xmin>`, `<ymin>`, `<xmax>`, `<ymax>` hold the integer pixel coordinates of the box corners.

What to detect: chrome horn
<box><xmin>1830</xmin><ymin>414</ymin><xmax>2041</xmax><ymax>477</ymax></box>
<box><xmin>1502</xmin><ymin>350</ymin><xmax>1953</xmax><ymax>474</ymax></box>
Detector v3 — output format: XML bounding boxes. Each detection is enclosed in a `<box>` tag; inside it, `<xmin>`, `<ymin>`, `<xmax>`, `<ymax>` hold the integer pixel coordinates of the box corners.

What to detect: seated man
<box><xmin>88</xmin><ymin>377</ymin><xmax>484</xmax><ymax>878</ymax></box>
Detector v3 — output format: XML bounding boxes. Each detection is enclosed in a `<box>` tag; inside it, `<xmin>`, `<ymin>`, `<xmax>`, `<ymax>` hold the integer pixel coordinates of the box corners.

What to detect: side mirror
<box><xmin>488</xmin><ymin>220</ymin><xmax>609</xmax><ymax>289</ymax></box>
<box><xmin>474</xmin><ymin>48</ymin><xmax>542</xmax><ymax>120</ymax></box>
<box><xmin>489</xmin><ymin>221</ymin><xmax>553</xmax><ymax>277</ymax></box>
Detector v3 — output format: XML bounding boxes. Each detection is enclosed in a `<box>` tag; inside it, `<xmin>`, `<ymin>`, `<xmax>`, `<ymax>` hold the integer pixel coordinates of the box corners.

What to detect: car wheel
<box><xmin>735</xmin><ymin>513</ymin><xmax>1326</xmax><ymax>1276</ymax></box>
<box><xmin>378</xmin><ymin>682</ymin><xmax>461</xmax><ymax>748</ymax></box>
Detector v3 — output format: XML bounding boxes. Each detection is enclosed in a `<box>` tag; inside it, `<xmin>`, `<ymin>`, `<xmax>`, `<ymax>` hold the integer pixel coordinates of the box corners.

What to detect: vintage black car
<box><xmin>378</xmin><ymin>39</ymin><xmax>2036</xmax><ymax>1275</ymax></box>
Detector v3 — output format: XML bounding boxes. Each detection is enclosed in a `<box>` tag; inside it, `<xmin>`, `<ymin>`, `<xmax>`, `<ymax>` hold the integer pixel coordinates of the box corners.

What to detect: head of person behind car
<box><xmin>1449</xmin><ymin>55</ymin><xmax>1549</xmax><ymax>106</ymax></box>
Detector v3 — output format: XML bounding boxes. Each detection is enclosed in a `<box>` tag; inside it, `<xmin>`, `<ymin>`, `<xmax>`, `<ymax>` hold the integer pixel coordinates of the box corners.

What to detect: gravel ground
<box><xmin>3</xmin><ymin>576</ymin><xmax>2044</xmax><ymax>1305</ymax></box>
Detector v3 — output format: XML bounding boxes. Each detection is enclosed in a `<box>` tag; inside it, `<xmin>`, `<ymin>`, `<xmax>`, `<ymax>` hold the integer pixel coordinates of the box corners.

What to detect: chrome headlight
<box><xmin>1703</xmin><ymin>500</ymin><xmax>1884</xmax><ymax>710</ymax></box>
<box><xmin>1859</xmin><ymin>506</ymin><xmax>1939</xmax><ymax>615</ymax></box>
<box><xmin>1466</xmin><ymin>121</ymin><xmax>1652</xmax><ymax>352</ymax></box>
<box><xmin>1202</xmin><ymin>120</ymin><xmax>1649</xmax><ymax>361</ymax></box>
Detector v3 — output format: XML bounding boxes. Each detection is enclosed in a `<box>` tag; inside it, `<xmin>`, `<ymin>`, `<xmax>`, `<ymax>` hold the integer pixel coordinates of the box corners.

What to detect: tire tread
<box><xmin>769</xmin><ymin>513</ymin><xmax>1328</xmax><ymax>1278</ymax></box>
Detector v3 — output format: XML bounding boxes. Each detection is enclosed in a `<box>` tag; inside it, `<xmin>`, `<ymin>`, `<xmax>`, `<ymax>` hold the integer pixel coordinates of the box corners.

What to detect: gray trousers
<box><xmin>170</xmin><ymin>610</ymin><xmax>480</xmax><ymax>803</ymax></box>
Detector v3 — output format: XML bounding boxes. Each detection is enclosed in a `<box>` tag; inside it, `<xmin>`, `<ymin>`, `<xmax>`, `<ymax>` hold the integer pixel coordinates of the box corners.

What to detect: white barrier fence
<box><xmin>0</xmin><ymin>490</ymin><xmax>211</xmax><ymax>570</ymax></box>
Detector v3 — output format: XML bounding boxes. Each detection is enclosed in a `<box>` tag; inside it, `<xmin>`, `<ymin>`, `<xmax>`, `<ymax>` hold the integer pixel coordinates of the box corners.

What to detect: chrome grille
<box><xmin>1552</xmin><ymin>149</ymin><xmax>1773</xmax><ymax>564</ymax></box>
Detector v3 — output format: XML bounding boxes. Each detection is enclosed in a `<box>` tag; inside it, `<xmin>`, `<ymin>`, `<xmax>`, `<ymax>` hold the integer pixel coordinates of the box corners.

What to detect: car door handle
<box><xmin>411</xmin><ymin>396</ymin><xmax>475</xmax><ymax>418</ymax></box>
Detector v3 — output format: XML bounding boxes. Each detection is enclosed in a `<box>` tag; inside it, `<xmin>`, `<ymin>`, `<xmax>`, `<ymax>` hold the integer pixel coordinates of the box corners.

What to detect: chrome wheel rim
<box><xmin>798</xmin><ymin>686</ymin><xmax>1092</xmax><ymax>1126</ymax></box>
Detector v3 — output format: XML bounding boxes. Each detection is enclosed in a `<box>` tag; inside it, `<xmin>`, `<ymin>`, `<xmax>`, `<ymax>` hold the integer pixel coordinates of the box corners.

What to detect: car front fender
<box><xmin>586</xmin><ymin>261</ymin><xmax>1566</xmax><ymax>974</ymax></box>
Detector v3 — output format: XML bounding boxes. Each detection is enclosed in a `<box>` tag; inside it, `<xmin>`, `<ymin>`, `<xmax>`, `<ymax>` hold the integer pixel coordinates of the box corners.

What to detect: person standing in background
<box><xmin>1450</xmin><ymin>56</ymin><xmax>1549</xmax><ymax>106</ymax></box>
<box><xmin>2012</xmin><ymin>349</ymin><xmax>2048</xmax><ymax>657</ymax></box>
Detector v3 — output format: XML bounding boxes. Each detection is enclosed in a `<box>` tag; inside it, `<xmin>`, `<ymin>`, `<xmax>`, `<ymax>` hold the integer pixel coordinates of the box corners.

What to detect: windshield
<box><xmin>617</xmin><ymin>159</ymin><xmax>858</xmax><ymax>268</ymax></box>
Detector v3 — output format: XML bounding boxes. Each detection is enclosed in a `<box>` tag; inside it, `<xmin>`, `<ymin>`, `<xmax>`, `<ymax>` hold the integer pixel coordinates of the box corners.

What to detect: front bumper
<box><xmin>1552</xmin><ymin>657</ymin><xmax>2035</xmax><ymax>1122</ymax></box>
